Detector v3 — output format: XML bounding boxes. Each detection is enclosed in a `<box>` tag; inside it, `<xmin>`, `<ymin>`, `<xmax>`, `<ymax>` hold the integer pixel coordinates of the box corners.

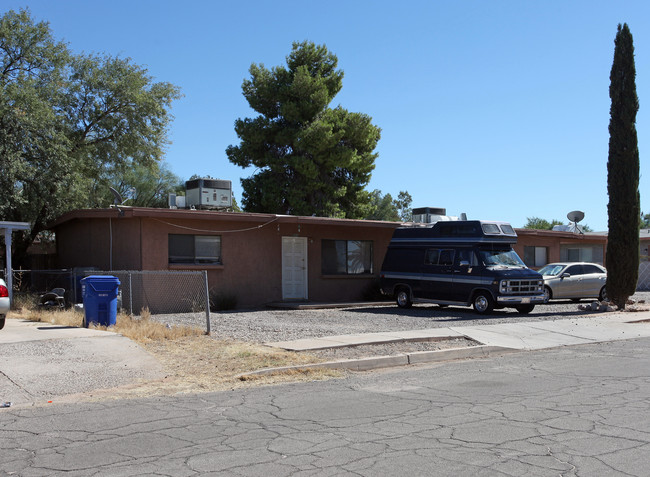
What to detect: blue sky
<box><xmin>5</xmin><ymin>1</ymin><xmax>650</xmax><ymax>231</ymax></box>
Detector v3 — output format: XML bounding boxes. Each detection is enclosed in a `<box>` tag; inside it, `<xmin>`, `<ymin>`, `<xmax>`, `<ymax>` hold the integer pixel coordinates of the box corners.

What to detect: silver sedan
<box><xmin>538</xmin><ymin>262</ymin><xmax>607</xmax><ymax>303</ymax></box>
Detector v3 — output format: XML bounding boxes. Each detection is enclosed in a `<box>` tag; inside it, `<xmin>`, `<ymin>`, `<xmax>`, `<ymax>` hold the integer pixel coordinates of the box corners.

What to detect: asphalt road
<box><xmin>2</xmin><ymin>337</ymin><xmax>649</xmax><ymax>476</ymax></box>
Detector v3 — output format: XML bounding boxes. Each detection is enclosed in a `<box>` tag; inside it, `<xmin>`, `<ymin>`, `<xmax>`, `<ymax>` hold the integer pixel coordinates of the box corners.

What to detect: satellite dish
<box><xmin>567</xmin><ymin>210</ymin><xmax>585</xmax><ymax>223</ymax></box>
<box><xmin>109</xmin><ymin>187</ymin><xmax>124</xmax><ymax>205</ymax></box>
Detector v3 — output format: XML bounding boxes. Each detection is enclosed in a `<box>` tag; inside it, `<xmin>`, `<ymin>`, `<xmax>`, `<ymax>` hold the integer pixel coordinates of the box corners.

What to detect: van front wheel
<box><xmin>472</xmin><ymin>292</ymin><xmax>494</xmax><ymax>314</ymax></box>
<box><xmin>396</xmin><ymin>288</ymin><xmax>412</xmax><ymax>309</ymax></box>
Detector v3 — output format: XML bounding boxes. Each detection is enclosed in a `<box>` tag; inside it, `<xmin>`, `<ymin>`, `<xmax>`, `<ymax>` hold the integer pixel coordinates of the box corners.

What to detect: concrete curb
<box><xmin>237</xmin><ymin>344</ymin><xmax>518</xmax><ymax>378</ymax></box>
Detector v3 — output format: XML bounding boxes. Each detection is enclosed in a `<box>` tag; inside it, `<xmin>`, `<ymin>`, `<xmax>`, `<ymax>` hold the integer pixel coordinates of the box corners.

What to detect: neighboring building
<box><xmin>640</xmin><ymin>229</ymin><xmax>650</xmax><ymax>262</ymax></box>
<box><xmin>514</xmin><ymin>229</ymin><xmax>608</xmax><ymax>269</ymax></box>
<box><xmin>515</xmin><ymin>228</ymin><xmax>650</xmax><ymax>291</ymax></box>
<box><xmin>49</xmin><ymin>208</ymin><xmax>400</xmax><ymax>308</ymax></box>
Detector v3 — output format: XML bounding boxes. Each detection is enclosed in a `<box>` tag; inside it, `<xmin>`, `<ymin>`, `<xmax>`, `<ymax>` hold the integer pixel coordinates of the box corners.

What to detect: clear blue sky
<box><xmin>6</xmin><ymin>0</ymin><xmax>650</xmax><ymax>231</ymax></box>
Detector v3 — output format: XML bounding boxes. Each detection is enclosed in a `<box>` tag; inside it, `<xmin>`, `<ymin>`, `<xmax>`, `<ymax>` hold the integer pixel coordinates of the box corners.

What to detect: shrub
<box><xmin>210</xmin><ymin>291</ymin><xmax>238</xmax><ymax>311</ymax></box>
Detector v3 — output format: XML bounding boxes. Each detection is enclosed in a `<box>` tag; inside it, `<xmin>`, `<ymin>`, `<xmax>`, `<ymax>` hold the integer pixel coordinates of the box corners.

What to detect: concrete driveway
<box><xmin>0</xmin><ymin>319</ymin><xmax>164</xmax><ymax>406</ymax></box>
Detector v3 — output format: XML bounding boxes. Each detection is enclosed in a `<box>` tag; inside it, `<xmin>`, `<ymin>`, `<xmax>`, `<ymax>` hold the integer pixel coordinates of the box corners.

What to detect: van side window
<box><xmin>425</xmin><ymin>249</ymin><xmax>440</xmax><ymax>265</ymax></box>
<box><xmin>456</xmin><ymin>249</ymin><xmax>477</xmax><ymax>266</ymax></box>
<box><xmin>439</xmin><ymin>249</ymin><xmax>455</xmax><ymax>266</ymax></box>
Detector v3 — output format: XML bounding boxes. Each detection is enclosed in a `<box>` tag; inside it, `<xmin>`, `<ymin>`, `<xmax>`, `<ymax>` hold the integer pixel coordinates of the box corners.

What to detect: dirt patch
<box><xmin>71</xmin><ymin>336</ymin><xmax>479</xmax><ymax>401</ymax></box>
<box><xmin>302</xmin><ymin>337</ymin><xmax>479</xmax><ymax>360</ymax></box>
<box><xmin>70</xmin><ymin>335</ymin><xmax>345</xmax><ymax>401</ymax></box>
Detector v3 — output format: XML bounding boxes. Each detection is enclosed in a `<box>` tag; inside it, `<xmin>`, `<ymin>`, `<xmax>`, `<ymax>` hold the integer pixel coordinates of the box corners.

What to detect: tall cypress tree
<box><xmin>606</xmin><ymin>23</ymin><xmax>640</xmax><ymax>309</ymax></box>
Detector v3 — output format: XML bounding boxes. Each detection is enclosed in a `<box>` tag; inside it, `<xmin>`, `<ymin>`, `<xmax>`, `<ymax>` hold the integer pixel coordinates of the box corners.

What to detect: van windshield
<box><xmin>478</xmin><ymin>248</ymin><xmax>526</xmax><ymax>268</ymax></box>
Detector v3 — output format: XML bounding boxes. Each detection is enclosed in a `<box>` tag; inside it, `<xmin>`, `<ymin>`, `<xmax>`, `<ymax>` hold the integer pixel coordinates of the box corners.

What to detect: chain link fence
<box><xmin>637</xmin><ymin>261</ymin><xmax>650</xmax><ymax>291</ymax></box>
<box><xmin>2</xmin><ymin>269</ymin><xmax>212</xmax><ymax>332</ymax></box>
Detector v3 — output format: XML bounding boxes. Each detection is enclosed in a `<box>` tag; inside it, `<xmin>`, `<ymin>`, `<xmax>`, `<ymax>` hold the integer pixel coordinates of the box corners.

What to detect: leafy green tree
<box><xmin>95</xmin><ymin>161</ymin><xmax>182</xmax><ymax>208</ymax></box>
<box><xmin>606</xmin><ymin>23</ymin><xmax>640</xmax><ymax>309</ymax></box>
<box><xmin>0</xmin><ymin>9</ymin><xmax>181</xmax><ymax>265</ymax></box>
<box><xmin>524</xmin><ymin>217</ymin><xmax>593</xmax><ymax>232</ymax></box>
<box><xmin>640</xmin><ymin>211</ymin><xmax>650</xmax><ymax>229</ymax></box>
<box><xmin>395</xmin><ymin>191</ymin><xmax>413</xmax><ymax>222</ymax></box>
<box><xmin>226</xmin><ymin>41</ymin><xmax>381</xmax><ymax>218</ymax></box>
<box><xmin>366</xmin><ymin>190</ymin><xmax>399</xmax><ymax>221</ymax></box>
<box><xmin>523</xmin><ymin>217</ymin><xmax>564</xmax><ymax>230</ymax></box>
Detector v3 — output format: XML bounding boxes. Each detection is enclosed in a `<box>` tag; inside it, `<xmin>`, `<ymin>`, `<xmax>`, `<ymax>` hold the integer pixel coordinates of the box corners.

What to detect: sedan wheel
<box><xmin>599</xmin><ymin>286</ymin><xmax>607</xmax><ymax>302</ymax></box>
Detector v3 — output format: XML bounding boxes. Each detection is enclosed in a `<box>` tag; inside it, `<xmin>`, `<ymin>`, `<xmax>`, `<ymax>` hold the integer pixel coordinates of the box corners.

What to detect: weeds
<box><xmin>10</xmin><ymin>307</ymin><xmax>202</xmax><ymax>343</ymax></box>
<box><xmin>11</xmin><ymin>292</ymin><xmax>40</xmax><ymax>311</ymax></box>
<box><xmin>139</xmin><ymin>306</ymin><xmax>151</xmax><ymax>321</ymax></box>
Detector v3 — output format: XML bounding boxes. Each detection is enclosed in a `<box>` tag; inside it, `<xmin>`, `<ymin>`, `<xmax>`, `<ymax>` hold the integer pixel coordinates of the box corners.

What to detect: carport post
<box><xmin>1</xmin><ymin>222</ymin><xmax>30</xmax><ymax>304</ymax></box>
<box><xmin>4</xmin><ymin>228</ymin><xmax>12</xmax><ymax>301</ymax></box>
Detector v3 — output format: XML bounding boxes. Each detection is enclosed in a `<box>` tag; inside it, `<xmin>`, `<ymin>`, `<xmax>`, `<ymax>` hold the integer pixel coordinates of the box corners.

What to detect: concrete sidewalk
<box><xmin>254</xmin><ymin>312</ymin><xmax>650</xmax><ymax>374</ymax></box>
<box><xmin>266</xmin><ymin>312</ymin><xmax>650</xmax><ymax>351</ymax></box>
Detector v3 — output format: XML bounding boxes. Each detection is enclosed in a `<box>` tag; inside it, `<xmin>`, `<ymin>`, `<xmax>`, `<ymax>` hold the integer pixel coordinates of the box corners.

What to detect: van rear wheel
<box><xmin>0</xmin><ymin>316</ymin><xmax>4</xmax><ymax>330</ymax></box>
<box><xmin>472</xmin><ymin>292</ymin><xmax>494</xmax><ymax>314</ymax></box>
<box><xmin>396</xmin><ymin>288</ymin><xmax>412</xmax><ymax>309</ymax></box>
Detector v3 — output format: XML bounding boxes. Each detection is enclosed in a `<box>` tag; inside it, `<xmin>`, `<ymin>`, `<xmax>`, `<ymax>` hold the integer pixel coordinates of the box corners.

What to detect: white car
<box><xmin>538</xmin><ymin>262</ymin><xmax>607</xmax><ymax>303</ymax></box>
<box><xmin>0</xmin><ymin>278</ymin><xmax>9</xmax><ymax>330</ymax></box>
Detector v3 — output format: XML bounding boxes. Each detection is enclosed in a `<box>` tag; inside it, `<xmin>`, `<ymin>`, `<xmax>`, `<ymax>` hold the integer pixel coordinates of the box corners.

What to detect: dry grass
<box><xmin>137</xmin><ymin>336</ymin><xmax>342</xmax><ymax>396</ymax></box>
<box><xmin>12</xmin><ymin>307</ymin><xmax>204</xmax><ymax>342</ymax></box>
<box><xmin>9</xmin><ymin>307</ymin><xmax>342</xmax><ymax>399</ymax></box>
<box><xmin>14</xmin><ymin>306</ymin><xmax>86</xmax><ymax>328</ymax></box>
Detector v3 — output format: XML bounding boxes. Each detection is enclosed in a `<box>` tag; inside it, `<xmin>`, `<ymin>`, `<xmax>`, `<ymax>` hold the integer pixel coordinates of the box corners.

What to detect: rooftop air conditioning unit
<box><xmin>185</xmin><ymin>178</ymin><xmax>232</xmax><ymax>209</ymax></box>
<box><xmin>412</xmin><ymin>207</ymin><xmax>458</xmax><ymax>224</ymax></box>
<box><xmin>168</xmin><ymin>193</ymin><xmax>186</xmax><ymax>209</ymax></box>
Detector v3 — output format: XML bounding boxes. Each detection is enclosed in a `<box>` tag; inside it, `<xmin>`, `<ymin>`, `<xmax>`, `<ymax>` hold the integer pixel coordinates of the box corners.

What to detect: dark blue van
<box><xmin>379</xmin><ymin>220</ymin><xmax>544</xmax><ymax>314</ymax></box>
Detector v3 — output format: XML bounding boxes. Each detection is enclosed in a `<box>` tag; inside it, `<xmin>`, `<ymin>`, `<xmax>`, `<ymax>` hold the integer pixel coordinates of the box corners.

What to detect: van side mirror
<box><xmin>561</xmin><ymin>272</ymin><xmax>571</xmax><ymax>279</ymax></box>
<box><xmin>459</xmin><ymin>260</ymin><xmax>470</xmax><ymax>267</ymax></box>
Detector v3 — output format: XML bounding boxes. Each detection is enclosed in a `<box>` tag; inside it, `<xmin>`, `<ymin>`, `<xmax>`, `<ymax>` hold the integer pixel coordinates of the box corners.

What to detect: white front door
<box><xmin>282</xmin><ymin>237</ymin><xmax>308</xmax><ymax>300</ymax></box>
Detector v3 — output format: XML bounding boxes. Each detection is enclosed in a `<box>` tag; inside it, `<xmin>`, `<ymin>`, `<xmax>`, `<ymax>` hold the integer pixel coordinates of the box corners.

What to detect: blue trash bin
<box><xmin>81</xmin><ymin>276</ymin><xmax>121</xmax><ymax>327</ymax></box>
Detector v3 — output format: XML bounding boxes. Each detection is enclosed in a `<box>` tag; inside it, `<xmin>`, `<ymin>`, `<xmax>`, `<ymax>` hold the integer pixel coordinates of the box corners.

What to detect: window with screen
<box><xmin>322</xmin><ymin>240</ymin><xmax>373</xmax><ymax>275</ymax></box>
<box><xmin>169</xmin><ymin>235</ymin><xmax>221</xmax><ymax>264</ymax></box>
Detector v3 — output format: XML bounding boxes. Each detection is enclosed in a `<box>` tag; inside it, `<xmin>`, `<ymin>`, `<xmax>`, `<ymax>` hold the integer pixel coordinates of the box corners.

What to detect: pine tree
<box><xmin>606</xmin><ymin>23</ymin><xmax>640</xmax><ymax>309</ymax></box>
<box><xmin>226</xmin><ymin>41</ymin><xmax>381</xmax><ymax>218</ymax></box>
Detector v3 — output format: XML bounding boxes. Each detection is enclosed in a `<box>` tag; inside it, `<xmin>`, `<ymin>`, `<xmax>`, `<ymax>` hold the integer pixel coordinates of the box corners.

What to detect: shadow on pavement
<box><xmin>36</xmin><ymin>326</ymin><xmax>80</xmax><ymax>330</ymax></box>
<box><xmin>345</xmin><ymin>304</ymin><xmax>589</xmax><ymax>322</ymax></box>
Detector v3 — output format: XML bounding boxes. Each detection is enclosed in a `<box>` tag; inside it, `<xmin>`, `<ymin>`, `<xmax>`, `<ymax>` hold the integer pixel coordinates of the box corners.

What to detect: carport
<box><xmin>1</xmin><ymin>221</ymin><xmax>30</xmax><ymax>302</ymax></box>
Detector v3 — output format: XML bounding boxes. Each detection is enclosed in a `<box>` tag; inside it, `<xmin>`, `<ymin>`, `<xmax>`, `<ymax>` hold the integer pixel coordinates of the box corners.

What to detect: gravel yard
<box><xmin>153</xmin><ymin>291</ymin><xmax>650</xmax><ymax>345</ymax></box>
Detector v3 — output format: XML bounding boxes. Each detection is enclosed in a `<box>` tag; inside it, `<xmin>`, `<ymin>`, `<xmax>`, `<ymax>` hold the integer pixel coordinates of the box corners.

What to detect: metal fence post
<box><xmin>204</xmin><ymin>270</ymin><xmax>211</xmax><ymax>335</ymax></box>
<box><xmin>128</xmin><ymin>272</ymin><xmax>133</xmax><ymax>316</ymax></box>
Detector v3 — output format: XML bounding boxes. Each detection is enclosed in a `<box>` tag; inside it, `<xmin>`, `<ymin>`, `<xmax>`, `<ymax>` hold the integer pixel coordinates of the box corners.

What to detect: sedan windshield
<box><xmin>537</xmin><ymin>264</ymin><xmax>565</xmax><ymax>276</ymax></box>
<box><xmin>478</xmin><ymin>248</ymin><xmax>526</xmax><ymax>268</ymax></box>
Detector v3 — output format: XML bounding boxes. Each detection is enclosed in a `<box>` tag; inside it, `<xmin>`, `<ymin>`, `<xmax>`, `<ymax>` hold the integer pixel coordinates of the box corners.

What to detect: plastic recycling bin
<box><xmin>81</xmin><ymin>275</ymin><xmax>121</xmax><ymax>327</ymax></box>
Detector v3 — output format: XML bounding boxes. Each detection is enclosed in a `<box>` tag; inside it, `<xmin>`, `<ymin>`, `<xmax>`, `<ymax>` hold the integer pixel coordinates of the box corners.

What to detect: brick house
<box><xmin>50</xmin><ymin>207</ymin><xmax>400</xmax><ymax>308</ymax></box>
